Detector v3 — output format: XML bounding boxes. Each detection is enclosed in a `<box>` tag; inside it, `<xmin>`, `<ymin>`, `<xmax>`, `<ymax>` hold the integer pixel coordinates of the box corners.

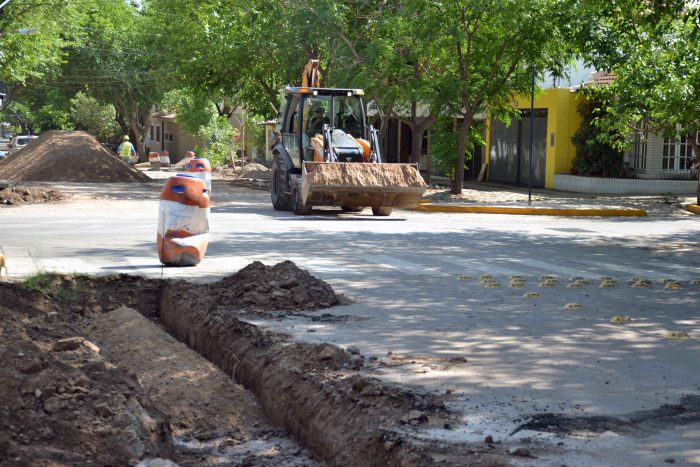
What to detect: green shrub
<box><xmin>571</xmin><ymin>93</ymin><xmax>632</xmax><ymax>178</ymax></box>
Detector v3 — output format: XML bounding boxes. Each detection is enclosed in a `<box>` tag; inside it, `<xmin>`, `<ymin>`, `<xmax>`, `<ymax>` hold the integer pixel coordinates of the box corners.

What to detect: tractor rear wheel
<box><xmin>271</xmin><ymin>155</ymin><xmax>292</xmax><ymax>211</ymax></box>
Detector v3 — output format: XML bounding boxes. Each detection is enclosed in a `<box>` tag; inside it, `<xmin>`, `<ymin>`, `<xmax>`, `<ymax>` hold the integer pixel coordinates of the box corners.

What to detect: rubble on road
<box><xmin>0</xmin><ymin>185</ymin><xmax>64</xmax><ymax>206</ymax></box>
<box><xmin>214</xmin><ymin>163</ymin><xmax>271</xmax><ymax>191</ymax></box>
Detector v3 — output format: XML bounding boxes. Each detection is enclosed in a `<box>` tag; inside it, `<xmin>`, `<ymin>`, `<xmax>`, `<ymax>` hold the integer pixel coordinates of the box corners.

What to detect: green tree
<box><xmin>161</xmin><ymin>89</ymin><xmax>215</xmax><ymax>136</ymax></box>
<box><xmin>69</xmin><ymin>91</ymin><xmax>120</xmax><ymax>141</ymax></box>
<box><xmin>572</xmin><ymin>0</ymin><xmax>700</xmax><ymax>200</ymax></box>
<box><xmin>55</xmin><ymin>0</ymin><xmax>164</xmax><ymax>152</ymax></box>
<box><xmin>0</xmin><ymin>0</ymin><xmax>87</xmax><ymax>106</ymax></box>
<box><xmin>410</xmin><ymin>0</ymin><xmax>573</xmax><ymax>193</ymax></box>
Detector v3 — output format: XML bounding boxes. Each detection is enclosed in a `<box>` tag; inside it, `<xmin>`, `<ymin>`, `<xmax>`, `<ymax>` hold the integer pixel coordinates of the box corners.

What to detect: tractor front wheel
<box><xmin>271</xmin><ymin>155</ymin><xmax>292</xmax><ymax>211</ymax></box>
<box><xmin>372</xmin><ymin>206</ymin><xmax>392</xmax><ymax>216</ymax></box>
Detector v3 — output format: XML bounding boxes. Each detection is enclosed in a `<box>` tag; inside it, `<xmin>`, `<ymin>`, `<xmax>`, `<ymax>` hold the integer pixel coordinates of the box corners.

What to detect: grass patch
<box><xmin>20</xmin><ymin>271</ymin><xmax>90</xmax><ymax>300</ymax></box>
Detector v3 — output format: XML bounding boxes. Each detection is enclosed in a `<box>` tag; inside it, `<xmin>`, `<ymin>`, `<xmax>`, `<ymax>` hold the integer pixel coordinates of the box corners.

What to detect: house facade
<box><xmin>144</xmin><ymin>107</ymin><xmax>246</xmax><ymax>165</ymax></box>
<box><xmin>480</xmin><ymin>85</ymin><xmax>696</xmax><ymax>194</ymax></box>
<box><xmin>145</xmin><ymin>113</ymin><xmax>201</xmax><ymax>164</ymax></box>
<box><xmin>484</xmin><ymin>87</ymin><xmax>581</xmax><ymax>189</ymax></box>
<box><xmin>627</xmin><ymin>129</ymin><xmax>699</xmax><ymax>180</ymax></box>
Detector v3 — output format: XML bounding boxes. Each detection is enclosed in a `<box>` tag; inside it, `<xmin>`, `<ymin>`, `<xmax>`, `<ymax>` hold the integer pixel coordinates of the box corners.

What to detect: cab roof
<box><xmin>285</xmin><ymin>87</ymin><xmax>364</xmax><ymax>96</ymax></box>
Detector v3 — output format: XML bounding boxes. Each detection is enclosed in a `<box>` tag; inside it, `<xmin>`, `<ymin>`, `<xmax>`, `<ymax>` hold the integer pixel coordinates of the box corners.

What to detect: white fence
<box><xmin>553</xmin><ymin>174</ymin><xmax>697</xmax><ymax>195</ymax></box>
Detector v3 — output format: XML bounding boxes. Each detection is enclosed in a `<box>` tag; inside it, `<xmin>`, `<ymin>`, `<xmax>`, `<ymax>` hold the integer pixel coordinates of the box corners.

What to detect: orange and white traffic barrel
<box><xmin>160</xmin><ymin>150</ymin><xmax>171</xmax><ymax>168</ymax></box>
<box><xmin>186</xmin><ymin>157</ymin><xmax>212</xmax><ymax>192</ymax></box>
<box><xmin>149</xmin><ymin>152</ymin><xmax>161</xmax><ymax>168</ymax></box>
<box><xmin>157</xmin><ymin>174</ymin><xmax>210</xmax><ymax>266</ymax></box>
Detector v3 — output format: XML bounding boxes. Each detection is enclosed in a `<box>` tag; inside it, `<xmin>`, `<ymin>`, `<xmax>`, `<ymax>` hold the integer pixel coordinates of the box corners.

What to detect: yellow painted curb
<box><xmin>413</xmin><ymin>204</ymin><xmax>647</xmax><ymax>216</ymax></box>
<box><xmin>687</xmin><ymin>204</ymin><xmax>700</xmax><ymax>215</ymax></box>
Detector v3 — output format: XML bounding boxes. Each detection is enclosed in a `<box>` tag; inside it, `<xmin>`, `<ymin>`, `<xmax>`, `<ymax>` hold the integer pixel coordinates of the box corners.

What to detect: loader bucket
<box><xmin>300</xmin><ymin>162</ymin><xmax>427</xmax><ymax>210</ymax></box>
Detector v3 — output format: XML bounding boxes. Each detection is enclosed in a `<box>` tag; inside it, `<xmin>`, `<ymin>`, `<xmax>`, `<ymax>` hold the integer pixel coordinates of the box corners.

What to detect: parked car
<box><xmin>9</xmin><ymin>135</ymin><xmax>38</xmax><ymax>154</ymax></box>
<box><xmin>0</xmin><ymin>137</ymin><xmax>11</xmax><ymax>160</ymax></box>
<box><xmin>102</xmin><ymin>142</ymin><xmax>119</xmax><ymax>153</ymax></box>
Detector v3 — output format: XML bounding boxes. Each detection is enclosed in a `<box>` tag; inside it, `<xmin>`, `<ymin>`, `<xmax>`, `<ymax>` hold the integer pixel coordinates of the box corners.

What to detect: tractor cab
<box><xmin>277</xmin><ymin>87</ymin><xmax>374</xmax><ymax>169</ymax></box>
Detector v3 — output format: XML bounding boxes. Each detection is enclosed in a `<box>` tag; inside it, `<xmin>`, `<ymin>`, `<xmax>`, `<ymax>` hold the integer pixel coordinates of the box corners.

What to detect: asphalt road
<box><xmin>1</xmin><ymin>179</ymin><xmax>699</xmax><ymax>466</ymax></box>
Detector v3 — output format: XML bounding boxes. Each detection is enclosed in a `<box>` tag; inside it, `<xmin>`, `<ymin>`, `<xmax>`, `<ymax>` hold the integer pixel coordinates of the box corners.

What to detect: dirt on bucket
<box><xmin>0</xmin><ymin>131</ymin><xmax>150</xmax><ymax>183</ymax></box>
<box><xmin>305</xmin><ymin>163</ymin><xmax>427</xmax><ymax>188</ymax></box>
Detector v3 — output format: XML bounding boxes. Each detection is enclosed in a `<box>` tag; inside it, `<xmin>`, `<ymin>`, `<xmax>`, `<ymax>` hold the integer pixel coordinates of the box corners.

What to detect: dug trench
<box><xmin>1</xmin><ymin>262</ymin><xmax>511</xmax><ymax>466</ymax></box>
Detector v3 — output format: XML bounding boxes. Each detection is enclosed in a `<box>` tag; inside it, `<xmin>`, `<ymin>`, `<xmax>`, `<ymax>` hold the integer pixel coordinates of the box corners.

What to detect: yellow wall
<box><xmin>483</xmin><ymin>88</ymin><xmax>582</xmax><ymax>188</ymax></box>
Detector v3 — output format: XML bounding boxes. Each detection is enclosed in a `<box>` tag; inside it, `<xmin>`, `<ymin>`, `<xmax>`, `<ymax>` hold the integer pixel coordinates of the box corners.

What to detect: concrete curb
<box><xmin>687</xmin><ymin>204</ymin><xmax>700</xmax><ymax>215</ymax></box>
<box><xmin>412</xmin><ymin>204</ymin><xmax>647</xmax><ymax>217</ymax></box>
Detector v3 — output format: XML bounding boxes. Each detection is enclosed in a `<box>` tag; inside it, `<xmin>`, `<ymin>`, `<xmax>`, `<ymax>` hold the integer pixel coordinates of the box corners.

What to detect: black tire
<box><xmin>372</xmin><ymin>206</ymin><xmax>392</xmax><ymax>216</ymax></box>
<box><xmin>292</xmin><ymin>180</ymin><xmax>312</xmax><ymax>215</ymax></box>
<box><xmin>271</xmin><ymin>155</ymin><xmax>292</xmax><ymax>211</ymax></box>
<box><xmin>341</xmin><ymin>206</ymin><xmax>365</xmax><ymax>213</ymax></box>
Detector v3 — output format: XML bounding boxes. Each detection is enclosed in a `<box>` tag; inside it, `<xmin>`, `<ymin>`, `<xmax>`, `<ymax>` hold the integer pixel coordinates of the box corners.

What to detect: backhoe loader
<box><xmin>270</xmin><ymin>60</ymin><xmax>427</xmax><ymax>216</ymax></box>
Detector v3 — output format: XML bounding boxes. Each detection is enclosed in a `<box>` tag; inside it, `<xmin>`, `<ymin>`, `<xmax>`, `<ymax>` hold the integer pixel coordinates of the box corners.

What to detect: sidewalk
<box><xmin>416</xmin><ymin>180</ymin><xmax>699</xmax><ymax>217</ymax></box>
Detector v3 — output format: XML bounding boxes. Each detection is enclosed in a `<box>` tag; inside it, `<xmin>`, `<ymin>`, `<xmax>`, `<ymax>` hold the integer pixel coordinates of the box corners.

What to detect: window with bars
<box><xmin>663</xmin><ymin>133</ymin><xmax>694</xmax><ymax>172</ymax></box>
<box><xmin>631</xmin><ymin>127</ymin><xmax>647</xmax><ymax>172</ymax></box>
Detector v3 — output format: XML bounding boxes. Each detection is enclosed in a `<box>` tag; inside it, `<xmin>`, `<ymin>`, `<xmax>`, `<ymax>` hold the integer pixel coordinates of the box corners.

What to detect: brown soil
<box><xmin>89</xmin><ymin>306</ymin><xmax>315</xmax><ymax>466</ymax></box>
<box><xmin>0</xmin><ymin>131</ymin><xmax>150</xmax><ymax>183</ymax></box>
<box><xmin>0</xmin><ymin>282</ymin><xmax>172</xmax><ymax>466</ymax></box>
<box><xmin>214</xmin><ymin>163</ymin><xmax>271</xmax><ymax>191</ymax></box>
<box><xmin>0</xmin><ymin>186</ymin><xmax>65</xmax><ymax>206</ymax></box>
<box><xmin>208</xmin><ymin>260</ymin><xmax>341</xmax><ymax>312</ymax></box>
<box><xmin>306</xmin><ymin>164</ymin><xmax>427</xmax><ymax>188</ymax></box>
<box><xmin>1</xmin><ymin>266</ymin><xmax>510</xmax><ymax>467</ymax></box>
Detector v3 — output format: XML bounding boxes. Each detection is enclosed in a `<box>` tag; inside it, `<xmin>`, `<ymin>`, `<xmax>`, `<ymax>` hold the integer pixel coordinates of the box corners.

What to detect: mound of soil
<box><xmin>0</xmin><ymin>186</ymin><xmax>64</xmax><ymax>206</ymax></box>
<box><xmin>0</xmin><ymin>283</ymin><xmax>172</xmax><ymax>466</ymax></box>
<box><xmin>210</xmin><ymin>260</ymin><xmax>340</xmax><ymax>311</ymax></box>
<box><xmin>306</xmin><ymin>163</ymin><xmax>427</xmax><ymax>187</ymax></box>
<box><xmin>0</xmin><ymin>131</ymin><xmax>150</xmax><ymax>183</ymax></box>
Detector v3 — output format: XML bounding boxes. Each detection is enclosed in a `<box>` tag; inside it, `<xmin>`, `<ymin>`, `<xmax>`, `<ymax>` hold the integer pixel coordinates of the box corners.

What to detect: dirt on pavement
<box><xmin>0</xmin><ymin>186</ymin><xmax>65</xmax><ymax>206</ymax></box>
<box><xmin>0</xmin><ymin>131</ymin><xmax>150</xmax><ymax>183</ymax></box>
<box><xmin>214</xmin><ymin>163</ymin><xmax>271</xmax><ymax>192</ymax></box>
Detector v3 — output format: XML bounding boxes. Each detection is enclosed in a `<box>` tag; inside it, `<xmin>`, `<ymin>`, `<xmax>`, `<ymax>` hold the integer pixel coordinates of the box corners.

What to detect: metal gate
<box><xmin>489</xmin><ymin>110</ymin><xmax>547</xmax><ymax>187</ymax></box>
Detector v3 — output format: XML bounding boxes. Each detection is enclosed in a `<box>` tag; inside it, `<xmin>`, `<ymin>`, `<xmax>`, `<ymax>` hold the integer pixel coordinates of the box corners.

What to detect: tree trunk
<box><xmin>115</xmin><ymin>114</ymin><xmax>128</xmax><ymax>138</ymax></box>
<box><xmin>451</xmin><ymin>115</ymin><xmax>473</xmax><ymax>194</ymax></box>
<box><xmin>689</xmin><ymin>134</ymin><xmax>700</xmax><ymax>205</ymax></box>
<box><xmin>129</xmin><ymin>107</ymin><xmax>143</xmax><ymax>160</ymax></box>
<box><xmin>410</xmin><ymin>115</ymin><xmax>436</xmax><ymax>166</ymax></box>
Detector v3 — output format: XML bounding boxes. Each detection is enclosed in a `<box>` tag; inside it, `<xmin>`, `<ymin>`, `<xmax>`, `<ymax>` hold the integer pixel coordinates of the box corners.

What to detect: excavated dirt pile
<box><xmin>1</xmin><ymin>265</ymin><xmax>509</xmax><ymax>466</ymax></box>
<box><xmin>0</xmin><ymin>282</ymin><xmax>172</xmax><ymax>466</ymax></box>
<box><xmin>0</xmin><ymin>186</ymin><xmax>64</xmax><ymax>206</ymax></box>
<box><xmin>306</xmin><ymin>163</ymin><xmax>427</xmax><ymax>188</ymax></box>
<box><xmin>0</xmin><ymin>131</ymin><xmax>150</xmax><ymax>183</ymax></box>
<box><xmin>209</xmin><ymin>260</ymin><xmax>340</xmax><ymax>311</ymax></box>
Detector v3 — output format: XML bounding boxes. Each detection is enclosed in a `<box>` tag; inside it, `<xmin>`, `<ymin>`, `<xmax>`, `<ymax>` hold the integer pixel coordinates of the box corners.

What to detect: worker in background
<box><xmin>118</xmin><ymin>135</ymin><xmax>136</xmax><ymax>164</ymax></box>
